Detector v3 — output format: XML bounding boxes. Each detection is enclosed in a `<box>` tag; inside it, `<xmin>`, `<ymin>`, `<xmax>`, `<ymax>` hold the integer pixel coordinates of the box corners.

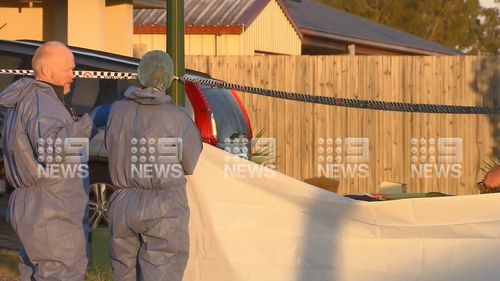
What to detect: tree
<box><xmin>318</xmin><ymin>0</ymin><xmax>499</xmax><ymax>55</ymax></box>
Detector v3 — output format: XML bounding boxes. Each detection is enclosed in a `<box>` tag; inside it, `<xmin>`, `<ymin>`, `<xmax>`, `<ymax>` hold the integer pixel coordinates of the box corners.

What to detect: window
<box><xmin>201</xmin><ymin>86</ymin><xmax>250</xmax><ymax>143</ymax></box>
<box><xmin>66</xmin><ymin>63</ymin><xmax>139</xmax><ymax>115</ymax></box>
<box><xmin>0</xmin><ymin>53</ymin><xmax>25</xmax><ymax>92</ymax></box>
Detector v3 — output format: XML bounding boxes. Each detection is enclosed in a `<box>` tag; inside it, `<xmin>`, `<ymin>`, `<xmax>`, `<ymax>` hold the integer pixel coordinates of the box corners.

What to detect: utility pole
<box><xmin>167</xmin><ymin>0</ymin><xmax>185</xmax><ymax>106</ymax></box>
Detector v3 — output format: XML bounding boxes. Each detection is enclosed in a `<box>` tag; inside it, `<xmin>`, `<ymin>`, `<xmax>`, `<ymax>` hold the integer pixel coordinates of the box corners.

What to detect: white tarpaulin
<box><xmin>185</xmin><ymin>144</ymin><xmax>500</xmax><ymax>281</ymax></box>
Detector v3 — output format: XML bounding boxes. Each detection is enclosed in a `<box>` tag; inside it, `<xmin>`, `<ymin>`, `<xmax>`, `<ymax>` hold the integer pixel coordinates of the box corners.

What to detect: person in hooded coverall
<box><xmin>0</xmin><ymin>41</ymin><xmax>103</xmax><ymax>280</ymax></box>
<box><xmin>105</xmin><ymin>50</ymin><xmax>202</xmax><ymax>281</ymax></box>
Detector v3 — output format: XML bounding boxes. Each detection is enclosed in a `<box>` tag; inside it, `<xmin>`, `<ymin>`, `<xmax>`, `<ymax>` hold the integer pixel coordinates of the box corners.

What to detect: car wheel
<box><xmin>89</xmin><ymin>182</ymin><xmax>115</xmax><ymax>229</ymax></box>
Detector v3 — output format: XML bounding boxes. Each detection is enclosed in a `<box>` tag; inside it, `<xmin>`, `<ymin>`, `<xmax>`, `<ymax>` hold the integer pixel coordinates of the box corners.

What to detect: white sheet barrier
<box><xmin>185</xmin><ymin>144</ymin><xmax>500</xmax><ymax>281</ymax></box>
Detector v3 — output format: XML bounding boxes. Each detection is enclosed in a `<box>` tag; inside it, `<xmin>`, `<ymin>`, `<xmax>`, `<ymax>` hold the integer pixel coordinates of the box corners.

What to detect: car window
<box><xmin>95</xmin><ymin>79</ymin><xmax>136</xmax><ymax>105</ymax></box>
<box><xmin>66</xmin><ymin>65</ymin><xmax>138</xmax><ymax>114</ymax></box>
<box><xmin>68</xmin><ymin>78</ymin><xmax>100</xmax><ymax>114</ymax></box>
<box><xmin>0</xmin><ymin>53</ymin><xmax>26</xmax><ymax>92</ymax></box>
<box><xmin>202</xmin><ymin>87</ymin><xmax>250</xmax><ymax>142</ymax></box>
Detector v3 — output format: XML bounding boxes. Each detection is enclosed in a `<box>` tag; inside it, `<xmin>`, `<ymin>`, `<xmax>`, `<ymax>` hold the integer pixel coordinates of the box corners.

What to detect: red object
<box><xmin>184</xmin><ymin>81</ymin><xmax>217</xmax><ymax>146</ymax></box>
<box><xmin>184</xmin><ymin>80</ymin><xmax>253</xmax><ymax>147</ymax></box>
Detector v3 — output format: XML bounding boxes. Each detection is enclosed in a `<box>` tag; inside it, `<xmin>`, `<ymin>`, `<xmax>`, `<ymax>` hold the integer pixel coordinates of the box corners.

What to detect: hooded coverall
<box><xmin>105</xmin><ymin>86</ymin><xmax>202</xmax><ymax>281</ymax></box>
<box><xmin>0</xmin><ymin>78</ymin><xmax>94</xmax><ymax>281</ymax></box>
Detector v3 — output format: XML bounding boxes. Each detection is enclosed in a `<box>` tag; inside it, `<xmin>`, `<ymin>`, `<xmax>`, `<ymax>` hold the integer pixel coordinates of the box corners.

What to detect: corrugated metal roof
<box><xmin>134</xmin><ymin>0</ymin><xmax>302</xmax><ymax>38</ymax></box>
<box><xmin>134</xmin><ymin>0</ymin><xmax>261</xmax><ymax>26</ymax></box>
<box><xmin>185</xmin><ymin>0</ymin><xmax>257</xmax><ymax>26</ymax></box>
<box><xmin>283</xmin><ymin>0</ymin><xmax>462</xmax><ymax>55</ymax></box>
<box><xmin>134</xmin><ymin>9</ymin><xmax>167</xmax><ymax>26</ymax></box>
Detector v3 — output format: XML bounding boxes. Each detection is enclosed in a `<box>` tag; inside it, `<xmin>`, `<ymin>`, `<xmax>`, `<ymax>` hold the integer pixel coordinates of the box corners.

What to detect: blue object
<box><xmin>89</xmin><ymin>104</ymin><xmax>111</xmax><ymax>128</ymax></box>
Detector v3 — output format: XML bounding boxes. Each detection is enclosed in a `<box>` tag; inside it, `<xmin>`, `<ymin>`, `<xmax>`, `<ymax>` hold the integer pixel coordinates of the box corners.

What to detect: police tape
<box><xmin>1</xmin><ymin>68</ymin><xmax>498</xmax><ymax>114</ymax></box>
<box><xmin>0</xmin><ymin>69</ymin><xmax>137</xmax><ymax>79</ymax></box>
<box><xmin>179</xmin><ymin>76</ymin><xmax>500</xmax><ymax>115</ymax></box>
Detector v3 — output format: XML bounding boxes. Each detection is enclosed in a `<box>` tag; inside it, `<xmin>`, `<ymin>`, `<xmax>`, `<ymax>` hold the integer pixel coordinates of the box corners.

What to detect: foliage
<box><xmin>317</xmin><ymin>0</ymin><xmax>500</xmax><ymax>55</ymax></box>
<box><xmin>250</xmin><ymin>129</ymin><xmax>278</xmax><ymax>166</ymax></box>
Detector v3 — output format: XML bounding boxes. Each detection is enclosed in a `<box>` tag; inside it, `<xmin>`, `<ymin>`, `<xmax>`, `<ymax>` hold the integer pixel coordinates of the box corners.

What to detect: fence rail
<box><xmin>186</xmin><ymin>55</ymin><xmax>499</xmax><ymax>195</ymax></box>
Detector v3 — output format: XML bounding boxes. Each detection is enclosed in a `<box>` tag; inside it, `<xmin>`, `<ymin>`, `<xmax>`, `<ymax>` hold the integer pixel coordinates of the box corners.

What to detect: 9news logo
<box><xmin>316</xmin><ymin>138</ymin><xmax>370</xmax><ymax>179</ymax></box>
<box><xmin>36</xmin><ymin>137</ymin><xmax>89</xmax><ymax>179</ymax></box>
<box><xmin>410</xmin><ymin>137</ymin><xmax>462</xmax><ymax>179</ymax></box>
<box><xmin>130</xmin><ymin>137</ymin><xmax>184</xmax><ymax>179</ymax></box>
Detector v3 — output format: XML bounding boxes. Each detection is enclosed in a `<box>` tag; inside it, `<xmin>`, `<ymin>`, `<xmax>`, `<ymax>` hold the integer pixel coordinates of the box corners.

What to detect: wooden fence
<box><xmin>186</xmin><ymin>56</ymin><xmax>499</xmax><ymax>195</ymax></box>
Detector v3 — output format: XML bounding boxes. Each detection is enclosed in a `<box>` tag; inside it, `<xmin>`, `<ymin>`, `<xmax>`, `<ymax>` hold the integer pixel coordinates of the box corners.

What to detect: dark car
<box><xmin>0</xmin><ymin>40</ymin><xmax>253</xmax><ymax>227</ymax></box>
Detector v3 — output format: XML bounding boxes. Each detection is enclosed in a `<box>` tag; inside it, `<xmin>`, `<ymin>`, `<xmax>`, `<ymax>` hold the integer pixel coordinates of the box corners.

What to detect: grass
<box><xmin>0</xmin><ymin>251</ymin><xmax>18</xmax><ymax>281</ymax></box>
<box><xmin>0</xmin><ymin>252</ymin><xmax>111</xmax><ymax>281</ymax></box>
<box><xmin>86</xmin><ymin>266</ymin><xmax>111</xmax><ymax>281</ymax></box>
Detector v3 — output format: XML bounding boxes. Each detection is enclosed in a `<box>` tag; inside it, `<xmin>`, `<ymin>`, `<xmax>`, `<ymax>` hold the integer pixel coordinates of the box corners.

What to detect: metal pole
<box><xmin>167</xmin><ymin>0</ymin><xmax>185</xmax><ymax>106</ymax></box>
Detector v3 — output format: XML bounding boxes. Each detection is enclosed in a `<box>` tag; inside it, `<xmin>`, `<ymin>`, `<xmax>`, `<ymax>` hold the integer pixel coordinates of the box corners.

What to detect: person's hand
<box><xmin>89</xmin><ymin>104</ymin><xmax>111</xmax><ymax>128</ymax></box>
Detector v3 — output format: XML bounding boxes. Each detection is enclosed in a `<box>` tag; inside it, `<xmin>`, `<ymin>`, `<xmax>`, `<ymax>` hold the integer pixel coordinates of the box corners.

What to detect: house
<box><xmin>282</xmin><ymin>0</ymin><xmax>462</xmax><ymax>55</ymax></box>
<box><xmin>133</xmin><ymin>0</ymin><xmax>302</xmax><ymax>56</ymax></box>
<box><xmin>0</xmin><ymin>0</ymin><xmax>461</xmax><ymax>56</ymax></box>
<box><xmin>0</xmin><ymin>0</ymin><xmax>136</xmax><ymax>56</ymax></box>
<box><xmin>133</xmin><ymin>0</ymin><xmax>462</xmax><ymax>56</ymax></box>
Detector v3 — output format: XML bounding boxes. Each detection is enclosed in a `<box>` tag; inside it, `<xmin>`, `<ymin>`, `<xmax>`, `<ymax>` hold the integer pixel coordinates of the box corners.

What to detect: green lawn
<box><xmin>0</xmin><ymin>252</ymin><xmax>111</xmax><ymax>281</ymax></box>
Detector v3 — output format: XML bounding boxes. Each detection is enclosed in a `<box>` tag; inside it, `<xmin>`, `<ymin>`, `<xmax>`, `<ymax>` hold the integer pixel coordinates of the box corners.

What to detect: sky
<box><xmin>479</xmin><ymin>0</ymin><xmax>499</xmax><ymax>9</ymax></box>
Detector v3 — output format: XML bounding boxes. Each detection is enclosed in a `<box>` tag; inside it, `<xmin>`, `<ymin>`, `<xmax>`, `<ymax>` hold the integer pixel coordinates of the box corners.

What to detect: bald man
<box><xmin>0</xmin><ymin>41</ymin><xmax>96</xmax><ymax>280</ymax></box>
<box><xmin>480</xmin><ymin>165</ymin><xmax>500</xmax><ymax>193</ymax></box>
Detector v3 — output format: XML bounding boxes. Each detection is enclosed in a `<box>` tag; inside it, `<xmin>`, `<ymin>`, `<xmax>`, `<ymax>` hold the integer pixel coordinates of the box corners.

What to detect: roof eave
<box><xmin>134</xmin><ymin>25</ymin><xmax>244</xmax><ymax>35</ymax></box>
<box><xmin>301</xmin><ymin>28</ymin><xmax>462</xmax><ymax>56</ymax></box>
<box><xmin>132</xmin><ymin>0</ymin><xmax>166</xmax><ymax>9</ymax></box>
